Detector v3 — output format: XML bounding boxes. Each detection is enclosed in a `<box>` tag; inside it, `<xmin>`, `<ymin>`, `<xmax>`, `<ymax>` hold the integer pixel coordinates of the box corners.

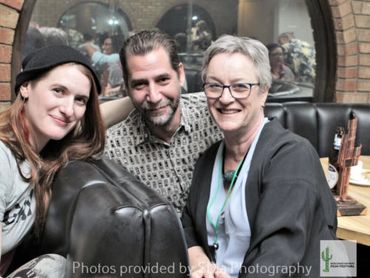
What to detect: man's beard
<box><xmin>141</xmin><ymin>96</ymin><xmax>180</xmax><ymax>127</ymax></box>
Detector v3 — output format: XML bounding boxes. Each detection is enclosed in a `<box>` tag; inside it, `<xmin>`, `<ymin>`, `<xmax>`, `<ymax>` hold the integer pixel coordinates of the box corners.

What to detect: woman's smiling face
<box><xmin>205</xmin><ymin>52</ymin><xmax>268</xmax><ymax>135</ymax></box>
<box><xmin>20</xmin><ymin>63</ymin><xmax>91</xmax><ymax>151</ymax></box>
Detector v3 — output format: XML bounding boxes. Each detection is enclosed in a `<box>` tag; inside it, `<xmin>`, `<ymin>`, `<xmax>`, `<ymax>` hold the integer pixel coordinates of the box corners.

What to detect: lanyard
<box><xmin>206</xmin><ymin>156</ymin><xmax>244</xmax><ymax>250</ymax></box>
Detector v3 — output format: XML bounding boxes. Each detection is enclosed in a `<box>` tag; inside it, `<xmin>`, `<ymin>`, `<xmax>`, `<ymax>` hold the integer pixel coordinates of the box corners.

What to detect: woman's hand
<box><xmin>214</xmin><ymin>267</ymin><xmax>230</xmax><ymax>278</ymax></box>
<box><xmin>188</xmin><ymin>246</ymin><xmax>230</xmax><ymax>278</ymax></box>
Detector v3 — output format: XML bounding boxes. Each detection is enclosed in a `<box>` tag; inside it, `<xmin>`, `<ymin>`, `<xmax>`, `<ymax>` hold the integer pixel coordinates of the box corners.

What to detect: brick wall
<box><xmin>331</xmin><ymin>0</ymin><xmax>370</xmax><ymax>102</ymax></box>
<box><xmin>0</xmin><ymin>0</ymin><xmax>21</xmax><ymax>112</ymax></box>
<box><xmin>1</xmin><ymin>0</ymin><xmax>370</xmax><ymax>110</ymax></box>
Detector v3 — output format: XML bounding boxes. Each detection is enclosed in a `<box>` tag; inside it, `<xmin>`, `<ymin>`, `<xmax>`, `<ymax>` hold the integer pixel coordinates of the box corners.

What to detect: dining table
<box><xmin>321</xmin><ymin>156</ymin><xmax>370</xmax><ymax>246</ymax></box>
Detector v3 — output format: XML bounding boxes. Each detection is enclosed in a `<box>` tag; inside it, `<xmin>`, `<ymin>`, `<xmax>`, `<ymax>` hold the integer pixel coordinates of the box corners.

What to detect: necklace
<box><xmin>206</xmin><ymin>155</ymin><xmax>245</xmax><ymax>251</ymax></box>
<box><xmin>223</xmin><ymin>170</ymin><xmax>236</xmax><ymax>184</ymax></box>
<box><xmin>207</xmin><ymin>117</ymin><xmax>264</xmax><ymax>251</ymax></box>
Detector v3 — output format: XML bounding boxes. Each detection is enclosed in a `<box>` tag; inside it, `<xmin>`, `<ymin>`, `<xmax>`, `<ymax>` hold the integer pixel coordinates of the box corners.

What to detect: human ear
<box><xmin>19</xmin><ymin>83</ymin><xmax>30</xmax><ymax>99</ymax></box>
<box><xmin>177</xmin><ymin>63</ymin><xmax>186</xmax><ymax>88</ymax></box>
<box><xmin>258</xmin><ymin>85</ymin><xmax>269</xmax><ymax>105</ymax></box>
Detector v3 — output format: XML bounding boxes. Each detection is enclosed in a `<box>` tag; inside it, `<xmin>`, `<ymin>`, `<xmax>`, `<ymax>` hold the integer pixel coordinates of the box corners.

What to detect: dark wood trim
<box><xmin>305</xmin><ymin>0</ymin><xmax>337</xmax><ymax>102</ymax></box>
<box><xmin>11</xmin><ymin>0</ymin><xmax>37</xmax><ymax>100</ymax></box>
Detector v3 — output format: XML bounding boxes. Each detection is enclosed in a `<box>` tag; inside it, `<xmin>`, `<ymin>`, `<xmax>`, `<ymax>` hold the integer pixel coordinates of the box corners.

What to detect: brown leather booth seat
<box><xmin>11</xmin><ymin>159</ymin><xmax>189</xmax><ymax>277</ymax></box>
<box><xmin>264</xmin><ymin>102</ymin><xmax>370</xmax><ymax>157</ymax></box>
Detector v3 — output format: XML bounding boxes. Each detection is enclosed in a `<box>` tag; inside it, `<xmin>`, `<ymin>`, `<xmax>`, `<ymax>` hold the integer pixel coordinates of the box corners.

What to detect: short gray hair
<box><xmin>201</xmin><ymin>35</ymin><xmax>272</xmax><ymax>88</ymax></box>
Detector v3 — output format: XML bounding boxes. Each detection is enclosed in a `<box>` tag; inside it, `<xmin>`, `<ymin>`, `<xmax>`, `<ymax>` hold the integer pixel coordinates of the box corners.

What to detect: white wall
<box><xmin>276</xmin><ymin>0</ymin><xmax>314</xmax><ymax>45</ymax></box>
<box><xmin>238</xmin><ymin>0</ymin><xmax>313</xmax><ymax>45</ymax></box>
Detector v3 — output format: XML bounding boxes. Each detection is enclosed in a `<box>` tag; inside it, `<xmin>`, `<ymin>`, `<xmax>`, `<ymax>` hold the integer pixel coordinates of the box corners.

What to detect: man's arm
<box><xmin>83</xmin><ymin>42</ymin><xmax>99</xmax><ymax>58</ymax></box>
<box><xmin>81</xmin><ymin>42</ymin><xmax>119</xmax><ymax>66</ymax></box>
<box><xmin>100</xmin><ymin>97</ymin><xmax>134</xmax><ymax>128</ymax></box>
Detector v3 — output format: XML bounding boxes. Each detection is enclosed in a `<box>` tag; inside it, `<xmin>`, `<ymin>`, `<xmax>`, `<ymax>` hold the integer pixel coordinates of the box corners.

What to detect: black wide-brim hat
<box><xmin>15</xmin><ymin>45</ymin><xmax>101</xmax><ymax>94</ymax></box>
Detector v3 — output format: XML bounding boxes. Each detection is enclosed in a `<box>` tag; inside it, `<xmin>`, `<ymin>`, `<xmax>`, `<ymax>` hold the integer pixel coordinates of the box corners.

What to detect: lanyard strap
<box><xmin>206</xmin><ymin>156</ymin><xmax>244</xmax><ymax>249</ymax></box>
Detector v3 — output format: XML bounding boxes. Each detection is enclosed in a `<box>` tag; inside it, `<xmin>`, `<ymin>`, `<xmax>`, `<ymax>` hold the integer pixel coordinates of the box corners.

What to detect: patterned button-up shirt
<box><xmin>105</xmin><ymin>93</ymin><xmax>222</xmax><ymax>214</ymax></box>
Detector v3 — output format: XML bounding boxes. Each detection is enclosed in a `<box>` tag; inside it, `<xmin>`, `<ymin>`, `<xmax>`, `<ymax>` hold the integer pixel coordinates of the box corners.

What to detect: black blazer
<box><xmin>182</xmin><ymin>119</ymin><xmax>337</xmax><ymax>277</ymax></box>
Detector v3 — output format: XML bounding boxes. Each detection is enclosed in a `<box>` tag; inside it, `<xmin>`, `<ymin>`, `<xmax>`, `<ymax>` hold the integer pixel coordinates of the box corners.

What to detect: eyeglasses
<box><xmin>203</xmin><ymin>82</ymin><xmax>260</xmax><ymax>99</ymax></box>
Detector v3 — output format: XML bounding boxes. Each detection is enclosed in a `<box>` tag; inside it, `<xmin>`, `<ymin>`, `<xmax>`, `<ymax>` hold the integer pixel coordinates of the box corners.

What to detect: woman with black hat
<box><xmin>0</xmin><ymin>45</ymin><xmax>105</xmax><ymax>277</ymax></box>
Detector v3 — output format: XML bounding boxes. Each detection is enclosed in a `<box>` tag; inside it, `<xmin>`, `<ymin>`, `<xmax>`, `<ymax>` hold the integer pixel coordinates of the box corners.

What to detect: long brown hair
<box><xmin>0</xmin><ymin>63</ymin><xmax>105</xmax><ymax>235</ymax></box>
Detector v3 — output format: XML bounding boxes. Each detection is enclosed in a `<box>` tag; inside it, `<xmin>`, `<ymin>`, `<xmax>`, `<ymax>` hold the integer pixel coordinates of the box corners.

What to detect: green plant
<box><xmin>321</xmin><ymin>246</ymin><xmax>333</xmax><ymax>272</ymax></box>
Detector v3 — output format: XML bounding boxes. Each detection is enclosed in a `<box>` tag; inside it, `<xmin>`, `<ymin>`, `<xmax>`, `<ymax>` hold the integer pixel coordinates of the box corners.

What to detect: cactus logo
<box><xmin>321</xmin><ymin>246</ymin><xmax>333</xmax><ymax>272</ymax></box>
<box><xmin>320</xmin><ymin>240</ymin><xmax>356</xmax><ymax>277</ymax></box>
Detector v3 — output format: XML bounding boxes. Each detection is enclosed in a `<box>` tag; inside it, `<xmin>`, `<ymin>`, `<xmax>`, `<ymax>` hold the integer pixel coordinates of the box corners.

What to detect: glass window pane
<box><xmin>26</xmin><ymin>0</ymin><xmax>315</xmax><ymax>101</ymax></box>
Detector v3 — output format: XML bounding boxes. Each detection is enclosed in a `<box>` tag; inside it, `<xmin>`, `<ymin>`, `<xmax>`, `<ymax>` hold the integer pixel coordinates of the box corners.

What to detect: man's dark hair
<box><xmin>266</xmin><ymin>43</ymin><xmax>283</xmax><ymax>54</ymax></box>
<box><xmin>119</xmin><ymin>30</ymin><xmax>181</xmax><ymax>89</ymax></box>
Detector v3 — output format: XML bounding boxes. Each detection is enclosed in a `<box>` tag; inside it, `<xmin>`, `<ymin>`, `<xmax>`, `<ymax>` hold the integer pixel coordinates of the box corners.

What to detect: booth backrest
<box><xmin>264</xmin><ymin>102</ymin><xmax>370</xmax><ymax>157</ymax></box>
<box><xmin>10</xmin><ymin>159</ymin><xmax>189</xmax><ymax>277</ymax></box>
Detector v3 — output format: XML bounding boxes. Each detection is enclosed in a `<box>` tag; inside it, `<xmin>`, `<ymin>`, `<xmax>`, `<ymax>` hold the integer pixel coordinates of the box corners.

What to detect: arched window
<box><xmin>13</xmin><ymin>0</ymin><xmax>335</xmax><ymax>102</ymax></box>
<box><xmin>57</xmin><ymin>2</ymin><xmax>131</xmax><ymax>47</ymax></box>
<box><xmin>157</xmin><ymin>4</ymin><xmax>216</xmax><ymax>40</ymax></box>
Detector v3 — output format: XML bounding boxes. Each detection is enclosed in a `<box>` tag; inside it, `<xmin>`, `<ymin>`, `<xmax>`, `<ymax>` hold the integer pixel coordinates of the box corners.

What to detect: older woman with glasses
<box><xmin>181</xmin><ymin>35</ymin><xmax>337</xmax><ymax>278</ymax></box>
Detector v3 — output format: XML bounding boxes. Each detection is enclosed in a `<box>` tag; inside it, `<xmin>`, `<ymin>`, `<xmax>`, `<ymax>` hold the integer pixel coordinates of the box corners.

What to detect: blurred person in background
<box><xmin>39</xmin><ymin>27</ymin><xmax>69</xmax><ymax>47</ymax></box>
<box><xmin>266</xmin><ymin>43</ymin><xmax>295</xmax><ymax>83</ymax></box>
<box><xmin>22</xmin><ymin>26</ymin><xmax>45</xmax><ymax>60</ymax></box>
<box><xmin>278</xmin><ymin>32</ymin><xmax>316</xmax><ymax>84</ymax></box>
<box><xmin>192</xmin><ymin>20</ymin><xmax>212</xmax><ymax>51</ymax></box>
<box><xmin>81</xmin><ymin>34</ymin><xmax>125</xmax><ymax>97</ymax></box>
